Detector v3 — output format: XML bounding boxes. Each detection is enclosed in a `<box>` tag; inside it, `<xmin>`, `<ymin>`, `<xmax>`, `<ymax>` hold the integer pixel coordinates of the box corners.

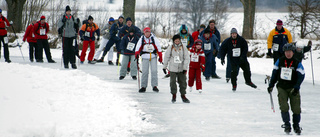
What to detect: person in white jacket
<box><xmin>135</xmin><ymin>27</ymin><xmax>163</xmax><ymax>93</ymax></box>
<box><xmin>163</xmin><ymin>34</ymin><xmax>190</xmax><ymax>103</ymax></box>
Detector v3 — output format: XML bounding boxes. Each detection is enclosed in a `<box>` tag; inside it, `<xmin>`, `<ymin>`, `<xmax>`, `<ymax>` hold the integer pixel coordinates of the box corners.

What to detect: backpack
<box><xmin>58</xmin><ymin>15</ymin><xmax>78</xmax><ymax>36</ymax></box>
<box><xmin>139</xmin><ymin>35</ymin><xmax>157</xmax><ymax>55</ymax></box>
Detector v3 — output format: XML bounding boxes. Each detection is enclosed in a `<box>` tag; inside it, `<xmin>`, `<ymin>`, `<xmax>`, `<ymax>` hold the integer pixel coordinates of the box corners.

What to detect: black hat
<box><xmin>66</xmin><ymin>5</ymin><xmax>71</xmax><ymax>12</ymax></box>
<box><xmin>119</xmin><ymin>15</ymin><xmax>124</xmax><ymax>19</ymax></box>
<box><xmin>172</xmin><ymin>34</ymin><xmax>181</xmax><ymax>42</ymax></box>
<box><xmin>129</xmin><ymin>27</ymin><xmax>135</xmax><ymax>33</ymax></box>
<box><xmin>204</xmin><ymin>28</ymin><xmax>211</xmax><ymax>34</ymax></box>
<box><xmin>126</xmin><ymin>17</ymin><xmax>132</xmax><ymax>22</ymax></box>
<box><xmin>200</xmin><ymin>24</ymin><xmax>206</xmax><ymax>29</ymax></box>
<box><xmin>88</xmin><ymin>15</ymin><xmax>94</xmax><ymax>20</ymax></box>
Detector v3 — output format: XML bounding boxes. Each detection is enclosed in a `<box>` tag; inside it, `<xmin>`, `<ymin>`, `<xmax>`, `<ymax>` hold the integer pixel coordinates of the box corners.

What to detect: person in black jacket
<box><xmin>294</xmin><ymin>40</ymin><xmax>312</xmax><ymax>62</ymax></box>
<box><xmin>219</xmin><ymin>28</ymin><xmax>257</xmax><ymax>91</ymax></box>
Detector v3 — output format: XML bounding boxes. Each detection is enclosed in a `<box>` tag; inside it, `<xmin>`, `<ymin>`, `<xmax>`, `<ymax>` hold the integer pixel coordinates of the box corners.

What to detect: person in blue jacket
<box><xmin>118</xmin><ymin>17</ymin><xmax>141</xmax><ymax>39</ymax></box>
<box><xmin>267</xmin><ymin>43</ymin><xmax>304</xmax><ymax>135</ymax></box>
<box><xmin>199</xmin><ymin>28</ymin><xmax>219</xmax><ymax>81</ymax></box>
<box><xmin>119</xmin><ymin>27</ymin><xmax>139</xmax><ymax>80</ymax></box>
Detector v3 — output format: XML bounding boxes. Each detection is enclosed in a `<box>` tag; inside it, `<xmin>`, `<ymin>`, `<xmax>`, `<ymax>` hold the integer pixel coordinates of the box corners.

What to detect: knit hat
<box><xmin>200</xmin><ymin>24</ymin><xmax>206</xmax><ymax>29</ymax></box>
<box><xmin>143</xmin><ymin>27</ymin><xmax>151</xmax><ymax>33</ymax></box>
<box><xmin>204</xmin><ymin>28</ymin><xmax>211</xmax><ymax>34</ymax></box>
<box><xmin>126</xmin><ymin>17</ymin><xmax>132</xmax><ymax>22</ymax></box>
<box><xmin>109</xmin><ymin>17</ymin><xmax>115</xmax><ymax>22</ymax></box>
<box><xmin>194</xmin><ymin>39</ymin><xmax>202</xmax><ymax>45</ymax></box>
<box><xmin>276</xmin><ymin>19</ymin><xmax>283</xmax><ymax>25</ymax></box>
<box><xmin>119</xmin><ymin>15</ymin><xmax>124</xmax><ymax>19</ymax></box>
<box><xmin>230</xmin><ymin>28</ymin><xmax>237</xmax><ymax>34</ymax></box>
<box><xmin>129</xmin><ymin>27</ymin><xmax>135</xmax><ymax>33</ymax></box>
<box><xmin>88</xmin><ymin>15</ymin><xmax>93</xmax><ymax>20</ymax></box>
<box><xmin>172</xmin><ymin>34</ymin><xmax>181</xmax><ymax>42</ymax></box>
<box><xmin>66</xmin><ymin>5</ymin><xmax>71</xmax><ymax>12</ymax></box>
<box><xmin>40</xmin><ymin>16</ymin><xmax>46</xmax><ymax>20</ymax></box>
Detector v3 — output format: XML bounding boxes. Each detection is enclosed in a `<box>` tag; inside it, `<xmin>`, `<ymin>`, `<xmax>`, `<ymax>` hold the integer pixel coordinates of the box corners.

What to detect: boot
<box><xmin>48</xmin><ymin>59</ymin><xmax>56</xmax><ymax>63</ymax></box>
<box><xmin>246</xmin><ymin>82</ymin><xmax>257</xmax><ymax>88</ymax></box>
<box><xmin>132</xmin><ymin>76</ymin><xmax>137</xmax><ymax>80</ymax></box>
<box><xmin>97</xmin><ymin>57</ymin><xmax>104</xmax><ymax>62</ymax></box>
<box><xmin>153</xmin><ymin>86</ymin><xmax>159</xmax><ymax>92</ymax></box>
<box><xmin>64</xmin><ymin>64</ymin><xmax>69</xmax><ymax>69</ymax></box>
<box><xmin>181</xmin><ymin>95</ymin><xmax>190</xmax><ymax>103</ymax></box>
<box><xmin>119</xmin><ymin>76</ymin><xmax>125</xmax><ymax>80</ymax></box>
<box><xmin>171</xmin><ymin>94</ymin><xmax>176</xmax><ymax>103</ymax></box>
<box><xmin>281</xmin><ymin>112</ymin><xmax>291</xmax><ymax>134</ymax></box>
<box><xmin>226</xmin><ymin>78</ymin><xmax>230</xmax><ymax>83</ymax></box>
<box><xmin>232</xmin><ymin>85</ymin><xmax>237</xmax><ymax>91</ymax></box>
<box><xmin>88</xmin><ymin>60</ymin><xmax>96</xmax><ymax>64</ymax></box>
<box><xmin>108</xmin><ymin>61</ymin><xmax>114</xmax><ymax>65</ymax></box>
<box><xmin>293</xmin><ymin>114</ymin><xmax>302</xmax><ymax>135</ymax></box>
<box><xmin>116</xmin><ymin>58</ymin><xmax>121</xmax><ymax>66</ymax></box>
<box><xmin>71</xmin><ymin>63</ymin><xmax>77</xmax><ymax>69</ymax></box>
<box><xmin>139</xmin><ymin>87</ymin><xmax>146</xmax><ymax>93</ymax></box>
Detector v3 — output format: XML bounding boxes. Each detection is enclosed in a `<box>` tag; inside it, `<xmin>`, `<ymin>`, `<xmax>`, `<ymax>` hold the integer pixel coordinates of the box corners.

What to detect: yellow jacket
<box><xmin>267</xmin><ymin>27</ymin><xmax>292</xmax><ymax>49</ymax></box>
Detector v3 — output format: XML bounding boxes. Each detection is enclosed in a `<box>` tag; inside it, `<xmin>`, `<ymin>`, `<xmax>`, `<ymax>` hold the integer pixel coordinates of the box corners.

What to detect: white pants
<box><xmin>94</xmin><ymin>38</ymin><xmax>113</xmax><ymax>61</ymax></box>
<box><xmin>141</xmin><ymin>58</ymin><xmax>158</xmax><ymax>88</ymax></box>
<box><xmin>120</xmin><ymin>55</ymin><xmax>137</xmax><ymax>77</ymax></box>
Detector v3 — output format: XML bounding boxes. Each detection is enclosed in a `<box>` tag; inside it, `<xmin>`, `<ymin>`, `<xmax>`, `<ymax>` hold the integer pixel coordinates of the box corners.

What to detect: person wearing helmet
<box><xmin>267</xmin><ymin>43</ymin><xmax>305</xmax><ymax>135</ymax></box>
<box><xmin>294</xmin><ymin>40</ymin><xmax>312</xmax><ymax>62</ymax></box>
<box><xmin>188</xmin><ymin>39</ymin><xmax>205</xmax><ymax>93</ymax></box>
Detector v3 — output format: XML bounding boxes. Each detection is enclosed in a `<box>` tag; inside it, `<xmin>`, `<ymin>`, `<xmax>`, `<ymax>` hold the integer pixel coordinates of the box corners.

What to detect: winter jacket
<box><xmin>109</xmin><ymin>21</ymin><xmax>124</xmax><ymax>41</ymax></box>
<box><xmin>191</xmin><ymin>30</ymin><xmax>200</xmax><ymax>41</ymax></box>
<box><xmin>33</xmin><ymin>21</ymin><xmax>50</xmax><ymax>40</ymax></box>
<box><xmin>179</xmin><ymin>25</ymin><xmax>194</xmax><ymax>48</ymax></box>
<box><xmin>294</xmin><ymin>45</ymin><xmax>311</xmax><ymax>62</ymax></box>
<box><xmin>23</xmin><ymin>23</ymin><xmax>37</xmax><ymax>43</ymax></box>
<box><xmin>267</xmin><ymin>27</ymin><xmax>292</xmax><ymax>54</ymax></box>
<box><xmin>219</xmin><ymin>34</ymin><xmax>248</xmax><ymax>65</ymax></box>
<box><xmin>163</xmin><ymin>43</ymin><xmax>190</xmax><ymax>72</ymax></box>
<box><xmin>57</xmin><ymin>14</ymin><xmax>79</xmax><ymax>38</ymax></box>
<box><xmin>118</xmin><ymin>25</ymin><xmax>141</xmax><ymax>39</ymax></box>
<box><xmin>269</xmin><ymin>56</ymin><xmax>305</xmax><ymax>90</ymax></box>
<box><xmin>200</xmin><ymin>26</ymin><xmax>221</xmax><ymax>44</ymax></box>
<box><xmin>120</xmin><ymin>33</ymin><xmax>139</xmax><ymax>55</ymax></box>
<box><xmin>135</xmin><ymin>34</ymin><xmax>161</xmax><ymax>59</ymax></box>
<box><xmin>79</xmin><ymin>22</ymin><xmax>100</xmax><ymax>41</ymax></box>
<box><xmin>0</xmin><ymin>15</ymin><xmax>10</xmax><ymax>36</ymax></box>
<box><xmin>100</xmin><ymin>23</ymin><xmax>112</xmax><ymax>39</ymax></box>
<box><xmin>199</xmin><ymin>34</ymin><xmax>219</xmax><ymax>55</ymax></box>
<box><xmin>189</xmin><ymin>45</ymin><xmax>205</xmax><ymax>69</ymax></box>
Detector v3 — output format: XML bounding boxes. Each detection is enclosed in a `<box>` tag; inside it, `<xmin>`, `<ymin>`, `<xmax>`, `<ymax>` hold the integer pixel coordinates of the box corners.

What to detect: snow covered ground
<box><xmin>0</xmin><ymin>41</ymin><xmax>320</xmax><ymax>136</ymax></box>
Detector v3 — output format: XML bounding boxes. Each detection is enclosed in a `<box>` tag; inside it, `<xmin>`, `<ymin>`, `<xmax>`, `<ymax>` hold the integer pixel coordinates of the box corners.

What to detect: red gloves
<box><xmin>158</xmin><ymin>52</ymin><xmax>163</xmax><ymax>63</ymax></box>
<box><xmin>135</xmin><ymin>51</ymin><xmax>140</xmax><ymax>59</ymax></box>
<box><xmin>201</xmin><ymin>64</ymin><xmax>205</xmax><ymax>72</ymax></box>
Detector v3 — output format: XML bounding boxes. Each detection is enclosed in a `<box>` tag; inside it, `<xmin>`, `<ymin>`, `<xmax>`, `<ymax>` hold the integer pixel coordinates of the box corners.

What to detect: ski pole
<box><xmin>310</xmin><ymin>48</ymin><xmax>315</xmax><ymax>85</ymax></box>
<box><xmin>265</xmin><ymin>75</ymin><xmax>275</xmax><ymax>113</ymax></box>
<box><xmin>17</xmin><ymin>40</ymin><xmax>25</xmax><ymax>61</ymax></box>
<box><xmin>137</xmin><ymin>58</ymin><xmax>140</xmax><ymax>90</ymax></box>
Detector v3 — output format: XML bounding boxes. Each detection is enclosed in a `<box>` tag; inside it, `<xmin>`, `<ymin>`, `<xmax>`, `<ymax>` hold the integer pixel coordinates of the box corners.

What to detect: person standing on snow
<box><xmin>94</xmin><ymin>17</ymin><xmax>115</xmax><ymax>65</ymax></box>
<box><xmin>0</xmin><ymin>9</ymin><xmax>13</xmax><ymax>63</ymax></box>
<box><xmin>267</xmin><ymin>19</ymin><xmax>293</xmax><ymax>64</ymax></box>
<box><xmin>191</xmin><ymin>24</ymin><xmax>206</xmax><ymax>41</ymax></box>
<box><xmin>178</xmin><ymin>24</ymin><xmax>194</xmax><ymax>49</ymax></box>
<box><xmin>188</xmin><ymin>39</ymin><xmax>205</xmax><ymax>93</ymax></box>
<box><xmin>294</xmin><ymin>40</ymin><xmax>312</xmax><ymax>63</ymax></box>
<box><xmin>23</xmin><ymin>19</ymin><xmax>38</xmax><ymax>62</ymax></box>
<box><xmin>163</xmin><ymin>34</ymin><xmax>190</xmax><ymax>103</ymax></box>
<box><xmin>79</xmin><ymin>15</ymin><xmax>100</xmax><ymax>64</ymax></box>
<box><xmin>58</xmin><ymin>5</ymin><xmax>80</xmax><ymax>69</ymax></box>
<box><xmin>33</xmin><ymin>16</ymin><xmax>56</xmax><ymax>63</ymax></box>
<box><xmin>135</xmin><ymin>27</ymin><xmax>162</xmax><ymax>93</ymax></box>
<box><xmin>199</xmin><ymin>28</ymin><xmax>219</xmax><ymax>81</ymax></box>
<box><xmin>219</xmin><ymin>28</ymin><xmax>257</xmax><ymax>91</ymax></box>
<box><xmin>267</xmin><ymin>43</ymin><xmax>304</xmax><ymax>135</ymax></box>
<box><xmin>119</xmin><ymin>27</ymin><xmax>139</xmax><ymax>80</ymax></box>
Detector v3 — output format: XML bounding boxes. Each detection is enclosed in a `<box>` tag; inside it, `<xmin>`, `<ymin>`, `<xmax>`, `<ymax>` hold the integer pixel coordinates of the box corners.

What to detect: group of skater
<box><xmin>1</xmin><ymin>5</ymin><xmax>314</xmax><ymax>135</ymax></box>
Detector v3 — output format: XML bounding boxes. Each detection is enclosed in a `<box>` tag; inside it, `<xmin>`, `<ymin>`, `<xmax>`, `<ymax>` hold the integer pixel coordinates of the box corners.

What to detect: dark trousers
<box><xmin>231</xmin><ymin>61</ymin><xmax>252</xmax><ymax>86</ymax></box>
<box><xmin>28</xmin><ymin>42</ymin><xmax>38</xmax><ymax>61</ymax></box>
<box><xmin>62</xmin><ymin>37</ymin><xmax>76</xmax><ymax>65</ymax></box>
<box><xmin>211</xmin><ymin>56</ymin><xmax>217</xmax><ymax>76</ymax></box>
<box><xmin>226</xmin><ymin>56</ymin><xmax>231</xmax><ymax>78</ymax></box>
<box><xmin>0</xmin><ymin>36</ymin><xmax>10</xmax><ymax>61</ymax></box>
<box><xmin>102</xmin><ymin>38</ymin><xmax>120</xmax><ymax>57</ymax></box>
<box><xmin>37</xmin><ymin>39</ymin><xmax>53</xmax><ymax>61</ymax></box>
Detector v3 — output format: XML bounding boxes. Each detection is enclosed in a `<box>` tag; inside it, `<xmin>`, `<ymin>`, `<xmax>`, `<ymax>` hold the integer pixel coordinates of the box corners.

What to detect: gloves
<box><xmin>9</xmin><ymin>21</ymin><xmax>13</xmax><ymax>25</ymax></box>
<box><xmin>267</xmin><ymin>49</ymin><xmax>273</xmax><ymax>57</ymax></box>
<box><xmin>135</xmin><ymin>51</ymin><xmax>140</xmax><ymax>59</ymax></box>
<box><xmin>80</xmin><ymin>36</ymin><xmax>84</xmax><ymax>41</ymax></box>
<box><xmin>97</xmin><ymin>37</ymin><xmax>100</xmax><ymax>41</ymax></box>
<box><xmin>201</xmin><ymin>65</ymin><xmax>205</xmax><ymax>72</ymax></box>
<box><xmin>292</xmin><ymin>89</ymin><xmax>299</xmax><ymax>96</ymax></box>
<box><xmin>183</xmin><ymin>70</ymin><xmax>187</xmax><ymax>74</ymax></box>
<box><xmin>308</xmin><ymin>40</ymin><xmax>312</xmax><ymax>47</ymax></box>
<box><xmin>267</xmin><ymin>87</ymin><xmax>273</xmax><ymax>93</ymax></box>
<box><xmin>163</xmin><ymin>69</ymin><xmax>167</xmax><ymax>74</ymax></box>
<box><xmin>221</xmin><ymin>59</ymin><xmax>225</xmax><ymax>65</ymax></box>
<box><xmin>158</xmin><ymin>52</ymin><xmax>163</xmax><ymax>63</ymax></box>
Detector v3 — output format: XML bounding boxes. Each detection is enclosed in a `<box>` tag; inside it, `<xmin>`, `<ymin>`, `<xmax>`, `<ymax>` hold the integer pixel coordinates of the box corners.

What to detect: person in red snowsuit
<box><xmin>188</xmin><ymin>39</ymin><xmax>205</xmax><ymax>93</ymax></box>
<box><xmin>23</xmin><ymin>19</ymin><xmax>38</xmax><ymax>62</ymax></box>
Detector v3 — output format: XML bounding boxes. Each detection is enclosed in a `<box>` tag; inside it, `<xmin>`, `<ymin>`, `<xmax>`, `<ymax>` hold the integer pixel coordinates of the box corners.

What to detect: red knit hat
<box><xmin>194</xmin><ymin>39</ymin><xmax>202</xmax><ymax>45</ymax></box>
<box><xmin>143</xmin><ymin>27</ymin><xmax>151</xmax><ymax>33</ymax></box>
<box><xmin>276</xmin><ymin>19</ymin><xmax>283</xmax><ymax>25</ymax></box>
<box><xmin>40</xmin><ymin>16</ymin><xmax>46</xmax><ymax>20</ymax></box>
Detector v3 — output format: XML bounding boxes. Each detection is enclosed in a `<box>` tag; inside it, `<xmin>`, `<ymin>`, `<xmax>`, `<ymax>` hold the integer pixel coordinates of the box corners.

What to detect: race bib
<box><xmin>191</xmin><ymin>53</ymin><xmax>199</xmax><ymax>62</ymax></box>
<box><xmin>72</xmin><ymin>39</ymin><xmax>75</xmax><ymax>47</ymax></box>
<box><xmin>181</xmin><ymin>39</ymin><xmax>188</xmax><ymax>46</ymax></box>
<box><xmin>280</xmin><ymin>67</ymin><xmax>292</xmax><ymax>80</ymax></box>
<box><xmin>32</xmin><ymin>33</ymin><xmax>35</xmax><ymax>38</ymax></box>
<box><xmin>145</xmin><ymin>44</ymin><xmax>154</xmax><ymax>52</ymax></box>
<box><xmin>204</xmin><ymin>43</ymin><xmax>211</xmax><ymax>50</ymax></box>
<box><xmin>273</xmin><ymin>43</ymin><xmax>279</xmax><ymax>51</ymax></box>
<box><xmin>127</xmin><ymin>42</ymin><xmax>135</xmax><ymax>51</ymax></box>
<box><xmin>40</xmin><ymin>29</ymin><xmax>46</xmax><ymax>35</ymax></box>
<box><xmin>85</xmin><ymin>32</ymin><xmax>90</xmax><ymax>37</ymax></box>
<box><xmin>174</xmin><ymin>56</ymin><xmax>182</xmax><ymax>63</ymax></box>
<box><xmin>232</xmin><ymin>48</ymin><xmax>241</xmax><ymax>57</ymax></box>
<box><xmin>4</xmin><ymin>37</ymin><xmax>8</xmax><ymax>44</ymax></box>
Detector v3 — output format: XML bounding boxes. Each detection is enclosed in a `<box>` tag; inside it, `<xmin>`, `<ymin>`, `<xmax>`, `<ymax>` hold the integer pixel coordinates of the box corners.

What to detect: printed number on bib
<box><xmin>232</xmin><ymin>48</ymin><xmax>241</xmax><ymax>57</ymax></box>
<box><xmin>191</xmin><ymin>53</ymin><xmax>199</xmax><ymax>62</ymax></box>
<box><xmin>174</xmin><ymin>56</ymin><xmax>182</xmax><ymax>63</ymax></box>
<box><xmin>145</xmin><ymin>44</ymin><xmax>154</xmax><ymax>52</ymax></box>
<box><xmin>181</xmin><ymin>39</ymin><xmax>188</xmax><ymax>46</ymax></box>
<box><xmin>273</xmin><ymin>43</ymin><xmax>279</xmax><ymax>51</ymax></box>
<box><xmin>4</xmin><ymin>37</ymin><xmax>8</xmax><ymax>44</ymax></box>
<box><xmin>204</xmin><ymin>43</ymin><xmax>211</xmax><ymax>50</ymax></box>
<box><xmin>85</xmin><ymin>32</ymin><xmax>90</xmax><ymax>37</ymax></box>
<box><xmin>40</xmin><ymin>29</ymin><xmax>46</xmax><ymax>35</ymax></box>
<box><xmin>127</xmin><ymin>42</ymin><xmax>135</xmax><ymax>51</ymax></box>
<box><xmin>280</xmin><ymin>67</ymin><xmax>292</xmax><ymax>80</ymax></box>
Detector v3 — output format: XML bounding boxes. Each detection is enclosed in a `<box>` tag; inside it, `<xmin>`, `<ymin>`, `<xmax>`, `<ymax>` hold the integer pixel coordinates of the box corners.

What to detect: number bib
<box><xmin>204</xmin><ymin>43</ymin><xmax>211</xmax><ymax>50</ymax></box>
<box><xmin>191</xmin><ymin>53</ymin><xmax>199</xmax><ymax>62</ymax></box>
<box><xmin>40</xmin><ymin>29</ymin><xmax>46</xmax><ymax>35</ymax></box>
<box><xmin>145</xmin><ymin>44</ymin><xmax>154</xmax><ymax>52</ymax></box>
<box><xmin>85</xmin><ymin>32</ymin><xmax>90</xmax><ymax>37</ymax></box>
<box><xmin>280</xmin><ymin>67</ymin><xmax>293</xmax><ymax>80</ymax></box>
<box><xmin>273</xmin><ymin>43</ymin><xmax>279</xmax><ymax>51</ymax></box>
<box><xmin>174</xmin><ymin>56</ymin><xmax>182</xmax><ymax>63</ymax></box>
<box><xmin>232</xmin><ymin>48</ymin><xmax>241</xmax><ymax>57</ymax></box>
<box><xmin>4</xmin><ymin>37</ymin><xmax>8</xmax><ymax>44</ymax></box>
<box><xmin>181</xmin><ymin>39</ymin><xmax>188</xmax><ymax>46</ymax></box>
<box><xmin>32</xmin><ymin>33</ymin><xmax>35</xmax><ymax>38</ymax></box>
<box><xmin>127</xmin><ymin>42</ymin><xmax>135</xmax><ymax>51</ymax></box>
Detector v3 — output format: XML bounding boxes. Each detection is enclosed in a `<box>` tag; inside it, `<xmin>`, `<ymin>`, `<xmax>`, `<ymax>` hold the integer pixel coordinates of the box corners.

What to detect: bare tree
<box><xmin>22</xmin><ymin>0</ymin><xmax>49</xmax><ymax>30</ymax></box>
<box><xmin>5</xmin><ymin>0</ymin><xmax>27</xmax><ymax>32</ymax></box>
<box><xmin>123</xmin><ymin>0</ymin><xmax>136</xmax><ymax>25</ymax></box>
<box><xmin>240</xmin><ymin>0</ymin><xmax>256</xmax><ymax>39</ymax></box>
<box><xmin>287</xmin><ymin>0</ymin><xmax>320</xmax><ymax>39</ymax></box>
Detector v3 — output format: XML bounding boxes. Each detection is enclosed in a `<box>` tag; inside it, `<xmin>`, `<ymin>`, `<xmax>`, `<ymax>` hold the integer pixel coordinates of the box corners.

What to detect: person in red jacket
<box><xmin>0</xmin><ymin>9</ymin><xmax>12</xmax><ymax>63</ymax></box>
<box><xmin>33</xmin><ymin>16</ymin><xmax>55</xmax><ymax>63</ymax></box>
<box><xmin>23</xmin><ymin>19</ymin><xmax>38</xmax><ymax>62</ymax></box>
<box><xmin>191</xmin><ymin>24</ymin><xmax>206</xmax><ymax>41</ymax></box>
<box><xmin>188</xmin><ymin>39</ymin><xmax>205</xmax><ymax>93</ymax></box>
